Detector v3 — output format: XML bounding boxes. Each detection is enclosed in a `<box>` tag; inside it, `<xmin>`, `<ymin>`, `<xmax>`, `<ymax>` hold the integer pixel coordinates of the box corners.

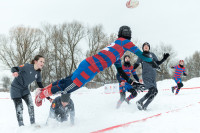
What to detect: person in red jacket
<box><xmin>171</xmin><ymin>60</ymin><xmax>187</xmax><ymax>95</ymax></box>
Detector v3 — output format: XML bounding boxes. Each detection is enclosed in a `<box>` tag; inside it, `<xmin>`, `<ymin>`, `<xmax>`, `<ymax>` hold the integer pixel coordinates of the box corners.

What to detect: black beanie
<box><xmin>61</xmin><ymin>93</ymin><xmax>70</xmax><ymax>102</ymax></box>
<box><xmin>142</xmin><ymin>42</ymin><xmax>150</xmax><ymax>51</ymax></box>
<box><xmin>118</xmin><ymin>26</ymin><xmax>132</xmax><ymax>40</ymax></box>
<box><xmin>124</xmin><ymin>55</ymin><xmax>130</xmax><ymax>61</ymax></box>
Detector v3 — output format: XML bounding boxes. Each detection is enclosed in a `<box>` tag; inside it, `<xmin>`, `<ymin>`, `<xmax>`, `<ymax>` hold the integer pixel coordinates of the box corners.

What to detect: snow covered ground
<box><xmin>1</xmin><ymin>78</ymin><xmax>200</xmax><ymax>133</ymax></box>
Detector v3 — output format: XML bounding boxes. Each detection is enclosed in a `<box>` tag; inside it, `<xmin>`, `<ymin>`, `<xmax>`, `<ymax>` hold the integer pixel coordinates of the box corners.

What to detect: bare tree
<box><xmin>151</xmin><ymin>42</ymin><xmax>177</xmax><ymax>81</ymax></box>
<box><xmin>62</xmin><ymin>21</ymin><xmax>85</xmax><ymax>74</ymax></box>
<box><xmin>2</xmin><ymin>76</ymin><xmax>11</xmax><ymax>92</ymax></box>
<box><xmin>185</xmin><ymin>51</ymin><xmax>200</xmax><ymax>80</ymax></box>
<box><xmin>0</xmin><ymin>26</ymin><xmax>43</xmax><ymax>67</ymax></box>
<box><xmin>86</xmin><ymin>24</ymin><xmax>106</xmax><ymax>57</ymax></box>
<box><xmin>39</xmin><ymin>21</ymin><xmax>85</xmax><ymax>85</ymax></box>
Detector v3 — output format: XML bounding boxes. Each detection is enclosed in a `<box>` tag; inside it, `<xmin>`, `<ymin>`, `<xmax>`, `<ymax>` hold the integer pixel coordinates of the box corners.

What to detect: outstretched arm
<box><xmin>156</xmin><ymin>53</ymin><xmax>170</xmax><ymax>65</ymax></box>
<box><xmin>171</xmin><ymin>65</ymin><xmax>177</xmax><ymax>69</ymax></box>
<box><xmin>123</xmin><ymin>41</ymin><xmax>159</xmax><ymax>68</ymax></box>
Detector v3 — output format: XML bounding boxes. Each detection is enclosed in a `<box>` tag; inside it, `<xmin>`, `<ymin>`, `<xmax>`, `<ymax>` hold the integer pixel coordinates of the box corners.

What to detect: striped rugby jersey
<box><xmin>173</xmin><ymin>65</ymin><xmax>186</xmax><ymax>78</ymax></box>
<box><xmin>85</xmin><ymin>38</ymin><xmax>139</xmax><ymax>72</ymax></box>
<box><xmin>120</xmin><ymin>65</ymin><xmax>136</xmax><ymax>82</ymax></box>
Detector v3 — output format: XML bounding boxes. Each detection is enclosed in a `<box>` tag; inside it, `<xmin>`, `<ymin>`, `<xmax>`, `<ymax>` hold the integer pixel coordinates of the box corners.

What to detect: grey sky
<box><xmin>0</xmin><ymin>0</ymin><xmax>200</xmax><ymax>59</ymax></box>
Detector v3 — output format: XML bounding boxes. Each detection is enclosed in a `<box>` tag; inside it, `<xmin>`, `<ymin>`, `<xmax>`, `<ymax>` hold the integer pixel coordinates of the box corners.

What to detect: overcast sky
<box><xmin>0</xmin><ymin>0</ymin><xmax>200</xmax><ymax>59</ymax></box>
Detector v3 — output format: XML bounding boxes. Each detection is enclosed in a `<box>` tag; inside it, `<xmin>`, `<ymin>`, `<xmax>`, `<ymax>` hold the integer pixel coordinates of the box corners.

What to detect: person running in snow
<box><xmin>116</xmin><ymin>55</ymin><xmax>141</xmax><ymax>109</ymax></box>
<box><xmin>10</xmin><ymin>55</ymin><xmax>52</xmax><ymax>126</ymax></box>
<box><xmin>171</xmin><ymin>60</ymin><xmax>187</xmax><ymax>95</ymax></box>
<box><xmin>35</xmin><ymin>26</ymin><xmax>160</xmax><ymax>107</ymax></box>
<box><xmin>47</xmin><ymin>93</ymin><xmax>75</xmax><ymax>126</ymax></box>
<box><xmin>134</xmin><ymin>42</ymin><xmax>170</xmax><ymax>110</ymax></box>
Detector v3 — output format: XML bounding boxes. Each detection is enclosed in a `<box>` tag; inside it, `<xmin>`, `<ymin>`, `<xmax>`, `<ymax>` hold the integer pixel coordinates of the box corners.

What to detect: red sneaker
<box><xmin>35</xmin><ymin>84</ymin><xmax>53</xmax><ymax>107</ymax></box>
<box><xmin>35</xmin><ymin>88</ymin><xmax>43</xmax><ymax>107</ymax></box>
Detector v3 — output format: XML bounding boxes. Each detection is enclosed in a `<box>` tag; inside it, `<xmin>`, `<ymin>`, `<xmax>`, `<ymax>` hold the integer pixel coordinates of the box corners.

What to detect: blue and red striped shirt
<box><xmin>173</xmin><ymin>65</ymin><xmax>186</xmax><ymax>78</ymax></box>
<box><xmin>86</xmin><ymin>38</ymin><xmax>139</xmax><ymax>72</ymax></box>
<box><xmin>120</xmin><ymin>65</ymin><xmax>136</xmax><ymax>82</ymax></box>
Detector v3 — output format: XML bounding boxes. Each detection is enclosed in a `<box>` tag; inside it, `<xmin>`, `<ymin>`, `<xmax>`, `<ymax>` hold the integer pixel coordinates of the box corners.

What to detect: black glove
<box><xmin>163</xmin><ymin>53</ymin><xmax>170</xmax><ymax>60</ymax></box>
<box><xmin>132</xmin><ymin>82</ymin><xmax>145</xmax><ymax>92</ymax></box>
<box><xmin>183</xmin><ymin>73</ymin><xmax>187</xmax><ymax>76</ymax></box>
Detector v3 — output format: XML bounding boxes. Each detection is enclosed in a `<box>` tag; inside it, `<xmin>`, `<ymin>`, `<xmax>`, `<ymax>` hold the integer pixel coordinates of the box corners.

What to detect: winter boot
<box><xmin>136</xmin><ymin>101</ymin><xmax>143</xmax><ymax>110</ymax></box>
<box><xmin>171</xmin><ymin>87</ymin><xmax>175</xmax><ymax>93</ymax></box>
<box><xmin>18</xmin><ymin>121</ymin><xmax>24</xmax><ymax>127</ymax></box>
<box><xmin>35</xmin><ymin>84</ymin><xmax>53</xmax><ymax>107</ymax></box>
<box><xmin>30</xmin><ymin>116</ymin><xmax>35</xmax><ymax>124</ymax></box>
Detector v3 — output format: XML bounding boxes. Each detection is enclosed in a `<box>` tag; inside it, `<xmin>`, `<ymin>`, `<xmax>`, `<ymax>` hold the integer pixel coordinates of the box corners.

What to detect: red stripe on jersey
<box><xmin>130</xmin><ymin>66</ymin><xmax>134</xmax><ymax>70</ymax></box>
<box><xmin>123</xmin><ymin>42</ymin><xmax>135</xmax><ymax>49</ymax></box>
<box><xmin>117</xmin><ymin>37</ymin><xmax>126</xmax><ymax>41</ymax></box>
<box><xmin>175</xmin><ymin>72</ymin><xmax>182</xmax><ymax>74</ymax></box>
<box><xmin>73</xmin><ymin>78</ymin><xmax>83</xmax><ymax>87</ymax></box>
<box><xmin>100</xmin><ymin>50</ymin><xmax>116</xmax><ymax>64</ymax></box>
<box><xmin>112</xmin><ymin>44</ymin><xmax>125</xmax><ymax>58</ymax></box>
<box><xmin>88</xmin><ymin>66</ymin><xmax>96</xmax><ymax>73</ymax></box>
<box><xmin>80</xmin><ymin>71</ymin><xmax>90</xmax><ymax>80</ymax></box>
<box><xmin>93</xmin><ymin>54</ymin><xmax>107</xmax><ymax>70</ymax></box>
<box><xmin>86</xmin><ymin>57</ymin><xmax>100</xmax><ymax>72</ymax></box>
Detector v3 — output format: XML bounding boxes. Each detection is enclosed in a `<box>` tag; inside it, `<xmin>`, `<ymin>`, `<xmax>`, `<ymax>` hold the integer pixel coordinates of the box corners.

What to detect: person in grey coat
<box><xmin>11</xmin><ymin>55</ymin><xmax>52</xmax><ymax>126</ymax></box>
<box><xmin>134</xmin><ymin>42</ymin><xmax>169</xmax><ymax>110</ymax></box>
<box><xmin>47</xmin><ymin>93</ymin><xmax>75</xmax><ymax>126</ymax></box>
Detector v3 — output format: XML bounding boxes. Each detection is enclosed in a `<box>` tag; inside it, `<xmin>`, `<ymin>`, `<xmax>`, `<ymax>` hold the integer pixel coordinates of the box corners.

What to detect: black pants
<box><xmin>12</xmin><ymin>94</ymin><xmax>35</xmax><ymax>126</ymax></box>
<box><xmin>139</xmin><ymin>87</ymin><xmax>158</xmax><ymax>109</ymax></box>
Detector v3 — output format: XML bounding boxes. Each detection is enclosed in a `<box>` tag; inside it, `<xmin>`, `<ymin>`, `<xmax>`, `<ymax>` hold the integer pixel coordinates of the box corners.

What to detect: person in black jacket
<box><xmin>47</xmin><ymin>93</ymin><xmax>75</xmax><ymax>126</ymax></box>
<box><xmin>134</xmin><ymin>42</ymin><xmax>170</xmax><ymax>110</ymax></box>
<box><xmin>10</xmin><ymin>55</ymin><xmax>52</xmax><ymax>126</ymax></box>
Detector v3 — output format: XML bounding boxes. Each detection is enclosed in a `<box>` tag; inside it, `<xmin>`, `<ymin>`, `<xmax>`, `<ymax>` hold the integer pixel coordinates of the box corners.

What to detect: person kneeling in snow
<box><xmin>47</xmin><ymin>94</ymin><xmax>75</xmax><ymax>125</ymax></box>
<box><xmin>171</xmin><ymin>60</ymin><xmax>187</xmax><ymax>95</ymax></box>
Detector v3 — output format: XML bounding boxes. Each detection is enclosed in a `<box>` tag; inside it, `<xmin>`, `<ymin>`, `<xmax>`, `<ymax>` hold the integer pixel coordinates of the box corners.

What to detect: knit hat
<box><xmin>118</xmin><ymin>26</ymin><xmax>132</xmax><ymax>40</ymax></box>
<box><xmin>179</xmin><ymin>60</ymin><xmax>184</xmax><ymax>63</ymax></box>
<box><xmin>124</xmin><ymin>55</ymin><xmax>130</xmax><ymax>61</ymax></box>
<box><xmin>142</xmin><ymin>42</ymin><xmax>150</xmax><ymax>51</ymax></box>
<box><xmin>61</xmin><ymin>93</ymin><xmax>70</xmax><ymax>102</ymax></box>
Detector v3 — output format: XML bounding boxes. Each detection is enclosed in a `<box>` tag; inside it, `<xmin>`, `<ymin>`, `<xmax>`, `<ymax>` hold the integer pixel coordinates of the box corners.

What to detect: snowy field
<box><xmin>1</xmin><ymin>78</ymin><xmax>200</xmax><ymax>133</ymax></box>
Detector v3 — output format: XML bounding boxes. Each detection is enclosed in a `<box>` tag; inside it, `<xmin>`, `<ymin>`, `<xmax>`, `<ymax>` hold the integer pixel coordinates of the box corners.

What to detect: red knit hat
<box><xmin>179</xmin><ymin>60</ymin><xmax>184</xmax><ymax>63</ymax></box>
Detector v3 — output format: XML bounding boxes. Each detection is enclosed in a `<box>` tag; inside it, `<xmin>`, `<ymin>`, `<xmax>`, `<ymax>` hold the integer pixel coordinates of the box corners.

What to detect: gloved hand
<box><xmin>132</xmin><ymin>82</ymin><xmax>145</xmax><ymax>92</ymax></box>
<box><xmin>183</xmin><ymin>73</ymin><xmax>187</xmax><ymax>76</ymax></box>
<box><xmin>163</xmin><ymin>53</ymin><xmax>170</xmax><ymax>60</ymax></box>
